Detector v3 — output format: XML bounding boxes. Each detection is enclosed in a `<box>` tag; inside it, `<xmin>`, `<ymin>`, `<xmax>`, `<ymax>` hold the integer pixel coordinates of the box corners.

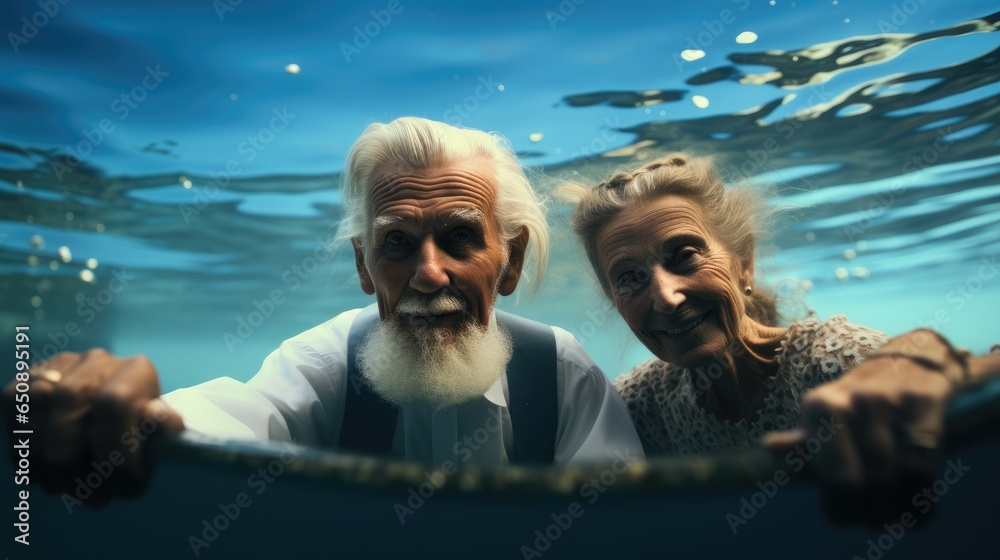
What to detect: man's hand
<box><xmin>762</xmin><ymin>329</ymin><xmax>963</xmax><ymax>528</ymax></box>
<box><xmin>2</xmin><ymin>349</ymin><xmax>184</xmax><ymax>507</ymax></box>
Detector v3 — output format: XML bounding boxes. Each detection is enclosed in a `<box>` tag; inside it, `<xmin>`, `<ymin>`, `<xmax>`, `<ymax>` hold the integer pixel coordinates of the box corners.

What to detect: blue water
<box><xmin>1</xmin><ymin>0</ymin><xmax>998</xmax><ymax>391</ymax></box>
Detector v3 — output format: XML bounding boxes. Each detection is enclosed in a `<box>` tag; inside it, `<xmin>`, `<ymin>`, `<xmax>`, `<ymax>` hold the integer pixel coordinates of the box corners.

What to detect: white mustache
<box><xmin>395</xmin><ymin>293</ymin><xmax>465</xmax><ymax>316</ymax></box>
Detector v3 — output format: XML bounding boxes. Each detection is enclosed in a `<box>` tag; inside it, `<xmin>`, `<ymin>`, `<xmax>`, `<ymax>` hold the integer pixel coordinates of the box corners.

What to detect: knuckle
<box><xmin>802</xmin><ymin>386</ymin><xmax>843</xmax><ymax>412</ymax></box>
<box><xmin>799</xmin><ymin>391</ymin><xmax>824</xmax><ymax>412</ymax></box>
<box><xmin>80</xmin><ymin>348</ymin><xmax>111</xmax><ymax>367</ymax></box>
<box><xmin>84</xmin><ymin>347</ymin><xmax>110</xmax><ymax>358</ymax></box>
<box><xmin>128</xmin><ymin>354</ymin><xmax>156</xmax><ymax>376</ymax></box>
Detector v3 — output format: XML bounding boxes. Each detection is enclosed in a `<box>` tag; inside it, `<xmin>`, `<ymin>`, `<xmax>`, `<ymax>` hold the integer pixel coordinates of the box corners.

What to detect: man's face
<box><xmin>353</xmin><ymin>157</ymin><xmax>526</xmax><ymax>337</ymax></box>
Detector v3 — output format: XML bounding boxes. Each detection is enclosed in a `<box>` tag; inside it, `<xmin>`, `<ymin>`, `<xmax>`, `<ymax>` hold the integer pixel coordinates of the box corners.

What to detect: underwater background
<box><xmin>1</xmin><ymin>0</ymin><xmax>998</xmax><ymax>391</ymax></box>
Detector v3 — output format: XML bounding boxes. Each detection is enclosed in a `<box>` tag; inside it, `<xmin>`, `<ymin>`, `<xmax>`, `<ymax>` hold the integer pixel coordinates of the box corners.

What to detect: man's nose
<box><xmin>649</xmin><ymin>266</ymin><xmax>686</xmax><ymax>314</ymax></box>
<box><xmin>410</xmin><ymin>236</ymin><xmax>450</xmax><ymax>293</ymax></box>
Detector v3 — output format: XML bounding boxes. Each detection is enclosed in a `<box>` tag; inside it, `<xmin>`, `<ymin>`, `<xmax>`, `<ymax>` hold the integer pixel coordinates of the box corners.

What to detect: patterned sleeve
<box><xmin>807</xmin><ymin>315</ymin><xmax>889</xmax><ymax>386</ymax></box>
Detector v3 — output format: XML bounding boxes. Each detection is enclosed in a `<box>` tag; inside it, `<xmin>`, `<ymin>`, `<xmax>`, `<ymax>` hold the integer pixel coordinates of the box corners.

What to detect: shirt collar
<box><xmin>483</xmin><ymin>374</ymin><xmax>507</xmax><ymax>407</ymax></box>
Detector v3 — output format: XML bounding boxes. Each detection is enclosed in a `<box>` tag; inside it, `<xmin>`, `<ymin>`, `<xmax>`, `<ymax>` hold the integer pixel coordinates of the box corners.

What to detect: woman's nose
<box><xmin>410</xmin><ymin>236</ymin><xmax>450</xmax><ymax>293</ymax></box>
<box><xmin>649</xmin><ymin>266</ymin><xmax>686</xmax><ymax>314</ymax></box>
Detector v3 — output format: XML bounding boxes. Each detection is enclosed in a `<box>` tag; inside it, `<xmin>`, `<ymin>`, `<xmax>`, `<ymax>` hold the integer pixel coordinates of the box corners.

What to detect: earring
<box><xmin>744</xmin><ymin>286</ymin><xmax>753</xmax><ymax>296</ymax></box>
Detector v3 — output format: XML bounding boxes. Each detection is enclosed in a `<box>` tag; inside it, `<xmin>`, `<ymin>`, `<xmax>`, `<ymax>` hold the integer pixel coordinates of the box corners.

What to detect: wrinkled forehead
<box><xmin>366</xmin><ymin>158</ymin><xmax>499</xmax><ymax>222</ymax></box>
<box><xmin>596</xmin><ymin>195</ymin><xmax>716</xmax><ymax>267</ymax></box>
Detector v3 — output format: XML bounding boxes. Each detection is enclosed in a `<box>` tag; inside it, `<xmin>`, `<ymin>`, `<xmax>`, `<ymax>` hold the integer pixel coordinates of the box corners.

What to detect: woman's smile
<box><xmin>594</xmin><ymin>194</ymin><xmax>749</xmax><ymax>367</ymax></box>
<box><xmin>657</xmin><ymin>309</ymin><xmax>711</xmax><ymax>336</ymax></box>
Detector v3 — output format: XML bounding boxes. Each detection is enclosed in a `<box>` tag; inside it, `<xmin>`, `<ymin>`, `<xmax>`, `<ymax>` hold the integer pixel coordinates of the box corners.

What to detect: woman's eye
<box><xmin>673</xmin><ymin>248</ymin><xmax>698</xmax><ymax>265</ymax></box>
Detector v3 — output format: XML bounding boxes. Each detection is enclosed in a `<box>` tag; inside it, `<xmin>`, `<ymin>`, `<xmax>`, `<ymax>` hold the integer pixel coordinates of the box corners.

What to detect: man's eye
<box><xmin>615</xmin><ymin>270</ymin><xmax>640</xmax><ymax>291</ymax></box>
<box><xmin>387</xmin><ymin>233</ymin><xmax>409</xmax><ymax>246</ymax></box>
<box><xmin>449</xmin><ymin>229</ymin><xmax>472</xmax><ymax>243</ymax></box>
<box><xmin>613</xmin><ymin>271</ymin><xmax>642</xmax><ymax>300</ymax></box>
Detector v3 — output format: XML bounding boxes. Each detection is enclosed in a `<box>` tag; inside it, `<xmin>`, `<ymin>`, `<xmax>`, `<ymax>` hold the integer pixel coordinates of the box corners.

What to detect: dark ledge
<box><xmin>159</xmin><ymin>376</ymin><xmax>1000</xmax><ymax>500</ymax></box>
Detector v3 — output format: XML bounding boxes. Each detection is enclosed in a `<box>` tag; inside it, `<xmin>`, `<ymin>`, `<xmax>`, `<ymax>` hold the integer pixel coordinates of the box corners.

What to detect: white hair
<box><xmin>357</xmin><ymin>305</ymin><xmax>513</xmax><ymax>409</ymax></box>
<box><xmin>335</xmin><ymin>116</ymin><xmax>549</xmax><ymax>293</ymax></box>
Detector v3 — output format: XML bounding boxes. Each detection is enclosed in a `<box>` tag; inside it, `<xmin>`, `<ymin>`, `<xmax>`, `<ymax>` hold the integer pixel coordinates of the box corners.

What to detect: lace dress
<box><xmin>613</xmin><ymin>315</ymin><xmax>888</xmax><ymax>455</ymax></box>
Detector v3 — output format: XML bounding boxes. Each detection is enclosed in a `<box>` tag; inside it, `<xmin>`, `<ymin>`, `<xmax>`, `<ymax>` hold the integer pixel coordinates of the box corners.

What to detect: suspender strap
<box><xmin>339</xmin><ymin>305</ymin><xmax>558</xmax><ymax>464</ymax></box>
<box><xmin>496</xmin><ymin>310</ymin><xmax>558</xmax><ymax>465</ymax></box>
<box><xmin>339</xmin><ymin>304</ymin><xmax>398</xmax><ymax>456</ymax></box>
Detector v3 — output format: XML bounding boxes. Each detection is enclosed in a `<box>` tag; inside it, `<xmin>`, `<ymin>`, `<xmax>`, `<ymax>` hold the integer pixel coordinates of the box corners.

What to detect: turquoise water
<box><xmin>1</xmin><ymin>1</ymin><xmax>998</xmax><ymax>391</ymax></box>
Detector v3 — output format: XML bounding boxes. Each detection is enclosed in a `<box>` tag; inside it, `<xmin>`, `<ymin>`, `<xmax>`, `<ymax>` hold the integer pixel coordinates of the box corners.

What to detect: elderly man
<box><xmin>7</xmin><ymin>117</ymin><xmax>643</xmax><ymax>501</ymax></box>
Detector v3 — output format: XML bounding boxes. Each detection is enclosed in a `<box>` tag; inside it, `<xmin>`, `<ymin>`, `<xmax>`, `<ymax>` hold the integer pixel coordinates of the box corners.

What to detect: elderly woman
<box><xmin>562</xmin><ymin>153</ymin><xmax>1000</xmax><ymax>521</ymax></box>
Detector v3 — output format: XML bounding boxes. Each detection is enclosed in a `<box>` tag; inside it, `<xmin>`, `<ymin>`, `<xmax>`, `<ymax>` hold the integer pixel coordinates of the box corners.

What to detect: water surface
<box><xmin>1</xmin><ymin>0</ymin><xmax>998</xmax><ymax>390</ymax></box>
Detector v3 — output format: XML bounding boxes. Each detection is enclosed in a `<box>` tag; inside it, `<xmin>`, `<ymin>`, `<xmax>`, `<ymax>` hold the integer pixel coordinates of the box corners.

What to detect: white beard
<box><xmin>357</xmin><ymin>297</ymin><xmax>513</xmax><ymax>409</ymax></box>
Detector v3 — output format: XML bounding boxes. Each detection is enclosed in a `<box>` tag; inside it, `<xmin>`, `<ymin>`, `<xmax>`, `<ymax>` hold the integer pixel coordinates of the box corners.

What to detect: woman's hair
<box><xmin>560</xmin><ymin>153</ymin><xmax>779</xmax><ymax>325</ymax></box>
<box><xmin>335</xmin><ymin>117</ymin><xmax>549</xmax><ymax>293</ymax></box>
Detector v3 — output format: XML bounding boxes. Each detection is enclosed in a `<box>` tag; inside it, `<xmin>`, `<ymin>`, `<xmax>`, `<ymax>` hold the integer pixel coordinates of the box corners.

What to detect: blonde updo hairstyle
<box><xmin>562</xmin><ymin>153</ymin><xmax>779</xmax><ymax>326</ymax></box>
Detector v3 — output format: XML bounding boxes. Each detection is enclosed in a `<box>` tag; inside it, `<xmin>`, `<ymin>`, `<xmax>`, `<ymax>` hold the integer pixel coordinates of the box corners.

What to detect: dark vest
<box><xmin>338</xmin><ymin>304</ymin><xmax>558</xmax><ymax>464</ymax></box>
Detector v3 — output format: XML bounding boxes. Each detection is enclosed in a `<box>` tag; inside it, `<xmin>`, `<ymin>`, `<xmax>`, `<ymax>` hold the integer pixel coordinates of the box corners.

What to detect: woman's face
<box><xmin>595</xmin><ymin>194</ymin><xmax>751</xmax><ymax>368</ymax></box>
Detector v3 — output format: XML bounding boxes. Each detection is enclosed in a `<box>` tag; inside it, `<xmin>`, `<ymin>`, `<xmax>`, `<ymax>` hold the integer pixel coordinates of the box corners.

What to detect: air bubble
<box><xmin>681</xmin><ymin>50</ymin><xmax>705</xmax><ymax>62</ymax></box>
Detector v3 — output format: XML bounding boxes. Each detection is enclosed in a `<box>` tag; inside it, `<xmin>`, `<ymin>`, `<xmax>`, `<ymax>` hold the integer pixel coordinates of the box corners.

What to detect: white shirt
<box><xmin>162</xmin><ymin>308</ymin><xmax>644</xmax><ymax>466</ymax></box>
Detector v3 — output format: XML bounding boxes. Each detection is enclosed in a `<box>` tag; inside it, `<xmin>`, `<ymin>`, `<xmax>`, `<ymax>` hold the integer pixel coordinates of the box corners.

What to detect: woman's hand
<box><xmin>2</xmin><ymin>349</ymin><xmax>184</xmax><ymax>508</ymax></box>
<box><xmin>762</xmin><ymin>329</ymin><xmax>966</xmax><ymax>528</ymax></box>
